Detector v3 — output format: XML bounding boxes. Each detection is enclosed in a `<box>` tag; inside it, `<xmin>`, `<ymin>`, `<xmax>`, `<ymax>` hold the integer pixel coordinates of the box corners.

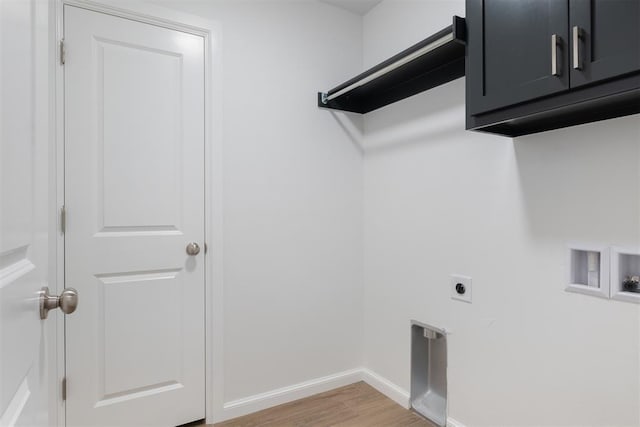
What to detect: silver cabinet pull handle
<box><xmin>40</xmin><ymin>287</ymin><xmax>78</xmax><ymax>319</ymax></box>
<box><xmin>573</xmin><ymin>26</ymin><xmax>583</xmax><ymax>70</ymax></box>
<box><xmin>551</xmin><ymin>34</ymin><xmax>561</xmax><ymax>76</ymax></box>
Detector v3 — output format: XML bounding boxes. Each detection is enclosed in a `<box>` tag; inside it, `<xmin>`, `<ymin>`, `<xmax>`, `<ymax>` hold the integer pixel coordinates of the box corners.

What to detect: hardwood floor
<box><xmin>208</xmin><ymin>382</ymin><xmax>436</xmax><ymax>427</ymax></box>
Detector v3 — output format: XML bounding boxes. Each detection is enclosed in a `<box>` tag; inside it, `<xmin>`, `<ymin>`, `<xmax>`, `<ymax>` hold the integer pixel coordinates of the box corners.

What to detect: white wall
<box><xmin>149</xmin><ymin>0</ymin><xmax>365</xmax><ymax>411</ymax></box>
<box><xmin>363</xmin><ymin>1</ymin><xmax>640</xmax><ymax>426</ymax></box>
<box><xmin>110</xmin><ymin>1</ymin><xmax>639</xmax><ymax>425</ymax></box>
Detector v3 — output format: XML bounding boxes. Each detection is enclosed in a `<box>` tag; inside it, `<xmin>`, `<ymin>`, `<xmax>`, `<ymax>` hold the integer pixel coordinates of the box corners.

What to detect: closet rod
<box><xmin>320</xmin><ymin>31</ymin><xmax>455</xmax><ymax>104</ymax></box>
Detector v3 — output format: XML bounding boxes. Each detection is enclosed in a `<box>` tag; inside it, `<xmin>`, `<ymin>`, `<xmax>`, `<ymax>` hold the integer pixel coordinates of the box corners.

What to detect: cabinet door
<box><xmin>570</xmin><ymin>0</ymin><xmax>640</xmax><ymax>88</ymax></box>
<box><xmin>467</xmin><ymin>0</ymin><xmax>570</xmax><ymax>115</ymax></box>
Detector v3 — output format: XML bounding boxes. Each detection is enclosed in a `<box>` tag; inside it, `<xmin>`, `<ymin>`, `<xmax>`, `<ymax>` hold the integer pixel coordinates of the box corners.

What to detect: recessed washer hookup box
<box><xmin>410</xmin><ymin>320</ymin><xmax>447</xmax><ymax>427</ymax></box>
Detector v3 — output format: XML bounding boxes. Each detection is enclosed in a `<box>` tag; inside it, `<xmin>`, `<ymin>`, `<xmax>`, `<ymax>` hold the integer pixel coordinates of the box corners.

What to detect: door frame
<box><xmin>51</xmin><ymin>0</ymin><xmax>224</xmax><ymax>424</ymax></box>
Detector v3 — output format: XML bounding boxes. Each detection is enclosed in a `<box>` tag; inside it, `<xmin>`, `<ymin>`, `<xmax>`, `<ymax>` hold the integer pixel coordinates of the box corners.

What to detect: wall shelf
<box><xmin>317</xmin><ymin>16</ymin><xmax>466</xmax><ymax>114</ymax></box>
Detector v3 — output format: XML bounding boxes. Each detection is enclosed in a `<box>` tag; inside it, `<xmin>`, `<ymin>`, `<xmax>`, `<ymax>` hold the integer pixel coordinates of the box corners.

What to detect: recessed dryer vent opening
<box><xmin>410</xmin><ymin>321</ymin><xmax>447</xmax><ymax>427</ymax></box>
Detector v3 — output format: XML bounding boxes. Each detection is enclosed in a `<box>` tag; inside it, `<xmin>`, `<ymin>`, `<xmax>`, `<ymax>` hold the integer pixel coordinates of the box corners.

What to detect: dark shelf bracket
<box><xmin>318</xmin><ymin>16</ymin><xmax>466</xmax><ymax>114</ymax></box>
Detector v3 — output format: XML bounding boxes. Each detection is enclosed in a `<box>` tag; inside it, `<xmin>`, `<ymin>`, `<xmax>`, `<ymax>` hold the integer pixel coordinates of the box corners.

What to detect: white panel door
<box><xmin>0</xmin><ymin>0</ymin><xmax>51</xmax><ymax>426</ymax></box>
<box><xmin>64</xmin><ymin>6</ymin><xmax>205</xmax><ymax>426</ymax></box>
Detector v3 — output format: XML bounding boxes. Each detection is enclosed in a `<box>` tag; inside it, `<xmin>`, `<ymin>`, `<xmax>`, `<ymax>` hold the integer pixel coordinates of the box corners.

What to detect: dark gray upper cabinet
<box><xmin>570</xmin><ymin>0</ymin><xmax>640</xmax><ymax>87</ymax></box>
<box><xmin>466</xmin><ymin>0</ymin><xmax>640</xmax><ymax>137</ymax></box>
<box><xmin>467</xmin><ymin>0</ymin><xmax>570</xmax><ymax>115</ymax></box>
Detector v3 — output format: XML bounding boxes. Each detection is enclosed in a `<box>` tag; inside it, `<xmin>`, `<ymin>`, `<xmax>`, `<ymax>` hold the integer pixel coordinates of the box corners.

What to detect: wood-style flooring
<box><xmin>207</xmin><ymin>381</ymin><xmax>436</xmax><ymax>427</ymax></box>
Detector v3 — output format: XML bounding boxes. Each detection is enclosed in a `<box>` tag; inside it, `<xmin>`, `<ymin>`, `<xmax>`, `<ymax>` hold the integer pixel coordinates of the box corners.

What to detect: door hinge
<box><xmin>62</xmin><ymin>377</ymin><xmax>67</xmax><ymax>401</ymax></box>
<box><xmin>59</xmin><ymin>39</ymin><xmax>65</xmax><ymax>65</ymax></box>
<box><xmin>60</xmin><ymin>205</ymin><xmax>66</xmax><ymax>234</ymax></box>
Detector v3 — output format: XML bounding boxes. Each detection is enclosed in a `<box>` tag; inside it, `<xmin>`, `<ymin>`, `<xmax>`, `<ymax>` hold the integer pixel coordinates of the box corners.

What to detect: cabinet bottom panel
<box><xmin>467</xmin><ymin>73</ymin><xmax>640</xmax><ymax>137</ymax></box>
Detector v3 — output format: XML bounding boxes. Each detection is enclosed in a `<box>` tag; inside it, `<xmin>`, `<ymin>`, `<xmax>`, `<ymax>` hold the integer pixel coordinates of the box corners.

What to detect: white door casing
<box><xmin>64</xmin><ymin>5</ymin><xmax>206</xmax><ymax>426</ymax></box>
<box><xmin>0</xmin><ymin>0</ymin><xmax>52</xmax><ymax>426</ymax></box>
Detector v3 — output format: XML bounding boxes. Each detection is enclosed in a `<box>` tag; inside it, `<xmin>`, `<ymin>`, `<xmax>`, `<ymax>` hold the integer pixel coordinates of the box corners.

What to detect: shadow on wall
<box><xmin>328</xmin><ymin>110</ymin><xmax>365</xmax><ymax>154</ymax></box>
<box><xmin>326</xmin><ymin>78</ymin><xmax>506</xmax><ymax>155</ymax></box>
<box><xmin>362</xmin><ymin>78</ymin><xmax>467</xmax><ymax>153</ymax></box>
<box><xmin>513</xmin><ymin>114</ymin><xmax>640</xmax><ymax>241</ymax></box>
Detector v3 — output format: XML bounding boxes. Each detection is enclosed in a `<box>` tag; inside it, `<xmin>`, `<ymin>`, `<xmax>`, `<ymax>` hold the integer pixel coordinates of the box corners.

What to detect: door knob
<box><xmin>40</xmin><ymin>287</ymin><xmax>78</xmax><ymax>319</ymax></box>
<box><xmin>186</xmin><ymin>242</ymin><xmax>200</xmax><ymax>256</ymax></box>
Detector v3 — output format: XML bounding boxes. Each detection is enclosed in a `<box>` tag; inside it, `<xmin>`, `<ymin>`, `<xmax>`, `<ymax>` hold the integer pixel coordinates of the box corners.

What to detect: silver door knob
<box><xmin>40</xmin><ymin>287</ymin><xmax>78</xmax><ymax>319</ymax></box>
<box><xmin>186</xmin><ymin>242</ymin><xmax>201</xmax><ymax>256</ymax></box>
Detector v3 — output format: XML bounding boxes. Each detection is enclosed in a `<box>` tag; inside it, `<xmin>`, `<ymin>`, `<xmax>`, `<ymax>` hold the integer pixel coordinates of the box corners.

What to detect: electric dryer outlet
<box><xmin>451</xmin><ymin>274</ymin><xmax>472</xmax><ymax>303</ymax></box>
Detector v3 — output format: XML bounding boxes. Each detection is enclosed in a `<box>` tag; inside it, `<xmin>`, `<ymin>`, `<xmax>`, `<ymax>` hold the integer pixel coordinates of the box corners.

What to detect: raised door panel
<box><xmin>99</xmin><ymin>40</ymin><xmax>183</xmax><ymax>231</ymax></box>
<box><xmin>95</xmin><ymin>269</ymin><xmax>183</xmax><ymax>406</ymax></box>
<box><xmin>467</xmin><ymin>0</ymin><xmax>570</xmax><ymax>115</ymax></box>
<box><xmin>570</xmin><ymin>0</ymin><xmax>640</xmax><ymax>87</ymax></box>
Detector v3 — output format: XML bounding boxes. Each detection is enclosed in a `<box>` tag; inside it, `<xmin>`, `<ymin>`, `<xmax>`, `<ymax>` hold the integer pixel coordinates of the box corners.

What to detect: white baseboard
<box><xmin>446</xmin><ymin>418</ymin><xmax>467</xmax><ymax>427</ymax></box>
<box><xmin>360</xmin><ymin>368</ymin><xmax>410</xmax><ymax>409</ymax></box>
<box><xmin>220</xmin><ymin>368</ymin><xmax>362</xmax><ymax>422</ymax></box>
<box><xmin>220</xmin><ymin>367</ymin><xmax>466</xmax><ymax>427</ymax></box>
